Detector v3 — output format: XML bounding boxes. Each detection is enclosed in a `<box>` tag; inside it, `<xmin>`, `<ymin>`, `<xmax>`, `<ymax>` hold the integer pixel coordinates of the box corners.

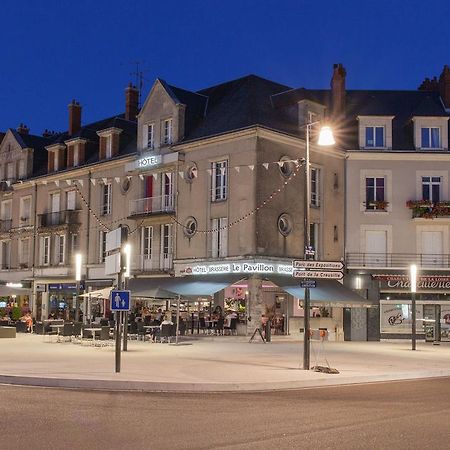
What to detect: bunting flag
<box><xmin>102</xmin><ymin>178</ymin><xmax>108</xmax><ymax>185</ymax></box>
<box><xmin>91</xmin><ymin>179</ymin><xmax>96</xmax><ymax>186</ymax></box>
<box><xmin>6</xmin><ymin>181</ymin><xmax>11</xmax><ymax>187</ymax></box>
<box><xmin>42</xmin><ymin>180</ymin><xmax>47</xmax><ymax>185</ymax></box>
<box><xmin>115</xmin><ymin>177</ymin><xmax>120</xmax><ymax>183</ymax></box>
<box><xmin>66</xmin><ymin>180</ymin><xmax>72</xmax><ymax>186</ymax></box>
<box><xmin>276</xmin><ymin>161</ymin><xmax>284</xmax><ymax>167</ymax></box>
<box><xmin>54</xmin><ymin>180</ymin><xmax>59</xmax><ymax>187</ymax></box>
<box><xmin>78</xmin><ymin>179</ymin><xmax>84</xmax><ymax>187</ymax></box>
<box><xmin>248</xmin><ymin>165</ymin><xmax>254</xmax><ymax>171</ymax></box>
<box><xmin>179</xmin><ymin>171</ymin><xmax>184</xmax><ymax>179</ymax></box>
<box><xmin>152</xmin><ymin>173</ymin><xmax>158</xmax><ymax>180</ymax></box>
<box><xmin>139</xmin><ymin>174</ymin><xmax>144</xmax><ymax>180</ymax></box>
<box><xmin>262</xmin><ymin>163</ymin><xmax>269</xmax><ymax>170</ymax></box>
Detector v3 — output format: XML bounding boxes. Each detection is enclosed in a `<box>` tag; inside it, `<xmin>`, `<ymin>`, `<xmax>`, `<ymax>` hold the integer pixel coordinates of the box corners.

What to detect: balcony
<box><xmin>129</xmin><ymin>195</ymin><xmax>175</xmax><ymax>218</ymax></box>
<box><xmin>0</xmin><ymin>219</ymin><xmax>12</xmax><ymax>232</ymax></box>
<box><xmin>346</xmin><ymin>253</ymin><xmax>450</xmax><ymax>269</ymax></box>
<box><xmin>38</xmin><ymin>210</ymin><xmax>80</xmax><ymax>228</ymax></box>
<box><xmin>131</xmin><ymin>254</ymin><xmax>173</xmax><ymax>272</ymax></box>
<box><xmin>406</xmin><ymin>200</ymin><xmax>450</xmax><ymax>219</ymax></box>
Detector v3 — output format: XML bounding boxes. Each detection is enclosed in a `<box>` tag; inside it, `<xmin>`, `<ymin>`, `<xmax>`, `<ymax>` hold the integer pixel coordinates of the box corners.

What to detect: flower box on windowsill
<box><xmin>407</xmin><ymin>200</ymin><xmax>450</xmax><ymax>219</ymax></box>
<box><xmin>366</xmin><ymin>201</ymin><xmax>389</xmax><ymax>211</ymax></box>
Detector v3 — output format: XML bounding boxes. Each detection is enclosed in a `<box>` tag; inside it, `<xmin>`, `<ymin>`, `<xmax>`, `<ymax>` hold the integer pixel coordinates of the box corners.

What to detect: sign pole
<box><xmin>115</xmin><ymin>310</ymin><xmax>121</xmax><ymax>373</ymax></box>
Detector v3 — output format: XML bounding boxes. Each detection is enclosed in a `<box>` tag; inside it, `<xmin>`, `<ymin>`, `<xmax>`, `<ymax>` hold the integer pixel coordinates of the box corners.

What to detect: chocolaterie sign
<box><xmin>374</xmin><ymin>274</ymin><xmax>450</xmax><ymax>291</ymax></box>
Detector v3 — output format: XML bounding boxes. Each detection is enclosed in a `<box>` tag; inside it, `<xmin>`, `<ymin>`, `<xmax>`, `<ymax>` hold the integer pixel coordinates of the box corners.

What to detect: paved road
<box><xmin>2</xmin><ymin>378</ymin><xmax>450</xmax><ymax>449</ymax></box>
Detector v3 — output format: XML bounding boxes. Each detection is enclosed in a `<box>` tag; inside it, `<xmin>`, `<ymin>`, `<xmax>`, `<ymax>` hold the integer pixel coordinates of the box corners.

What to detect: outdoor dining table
<box><xmin>82</xmin><ymin>327</ymin><xmax>101</xmax><ymax>345</ymax></box>
<box><xmin>49</xmin><ymin>324</ymin><xmax>65</xmax><ymax>342</ymax></box>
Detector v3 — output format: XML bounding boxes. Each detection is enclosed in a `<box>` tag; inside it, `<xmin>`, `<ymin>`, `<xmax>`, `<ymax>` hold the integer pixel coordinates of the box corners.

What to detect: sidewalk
<box><xmin>1</xmin><ymin>334</ymin><xmax>450</xmax><ymax>392</ymax></box>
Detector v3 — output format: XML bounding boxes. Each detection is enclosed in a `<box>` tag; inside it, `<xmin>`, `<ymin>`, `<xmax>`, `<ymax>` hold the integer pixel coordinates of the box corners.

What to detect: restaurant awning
<box><xmin>129</xmin><ymin>274</ymin><xmax>245</xmax><ymax>298</ymax></box>
<box><xmin>262</xmin><ymin>275</ymin><xmax>376</xmax><ymax>308</ymax></box>
<box><xmin>80</xmin><ymin>287</ymin><xmax>112</xmax><ymax>299</ymax></box>
<box><xmin>0</xmin><ymin>285</ymin><xmax>32</xmax><ymax>297</ymax></box>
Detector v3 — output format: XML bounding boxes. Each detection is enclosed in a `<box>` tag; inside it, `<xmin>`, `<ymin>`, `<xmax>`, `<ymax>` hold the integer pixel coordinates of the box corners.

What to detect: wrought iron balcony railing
<box><xmin>38</xmin><ymin>210</ymin><xmax>80</xmax><ymax>227</ymax></box>
<box><xmin>346</xmin><ymin>252</ymin><xmax>450</xmax><ymax>268</ymax></box>
<box><xmin>129</xmin><ymin>195</ymin><xmax>175</xmax><ymax>217</ymax></box>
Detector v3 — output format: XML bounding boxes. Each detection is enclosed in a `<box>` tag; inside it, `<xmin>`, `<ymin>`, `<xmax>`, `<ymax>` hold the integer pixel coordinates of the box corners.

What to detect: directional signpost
<box><xmin>293</xmin><ymin>259</ymin><xmax>345</xmax><ymax>370</ymax></box>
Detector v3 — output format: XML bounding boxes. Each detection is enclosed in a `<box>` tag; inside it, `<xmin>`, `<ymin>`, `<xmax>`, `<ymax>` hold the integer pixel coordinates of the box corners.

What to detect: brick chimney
<box><xmin>17</xmin><ymin>123</ymin><xmax>29</xmax><ymax>135</ymax></box>
<box><xmin>439</xmin><ymin>65</ymin><xmax>450</xmax><ymax>108</ymax></box>
<box><xmin>125</xmin><ymin>83</ymin><xmax>139</xmax><ymax>121</ymax></box>
<box><xmin>68</xmin><ymin>99</ymin><xmax>82</xmax><ymax>136</ymax></box>
<box><xmin>331</xmin><ymin>63</ymin><xmax>346</xmax><ymax>117</ymax></box>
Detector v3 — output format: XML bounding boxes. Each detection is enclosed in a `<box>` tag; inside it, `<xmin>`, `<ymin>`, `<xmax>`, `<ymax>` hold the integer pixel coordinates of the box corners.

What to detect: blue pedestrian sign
<box><xmin>110</xmin><ymin>290</ymin><xmax>131</xmax><ymax>311</ymax></box>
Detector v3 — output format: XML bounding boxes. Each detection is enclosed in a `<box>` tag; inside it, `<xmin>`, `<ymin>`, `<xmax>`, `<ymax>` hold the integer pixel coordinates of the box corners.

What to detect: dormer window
<box><xmin>73</xmin><ymin>145</ymin><xmax>80</xmax><ymax>166</ymax></box>
<box><xmin>421</xmin><ymin>127</ymin><xmax>440</xmax><ymax>149</ymax></box>
<box><xmin>365</xmin><ymin>126</ymin><xmax>384</xmax><ymax>148</ymax></box>
<box><xmin>162</xmin><ymin>118</ymin><xmax>172</xmax><ymax>145</ymax></box>
<box><xmin>105</xmin><ymin>135</ymin><xmax>112</xmax><ymax>158</ymax></box>
<box><xmin>97</xmin><ymin>128</ymin><xmax>122</xmax><ymax>160</ymax></box>
<box><xmin>54</xmin><ymin>150</ymin><xmax>60</xmax><ymax>171</ymax></box>
<box><xmin>144</xmin><ymin>123</ymin><xmax>154</xmax><ymax>150</ymax></box>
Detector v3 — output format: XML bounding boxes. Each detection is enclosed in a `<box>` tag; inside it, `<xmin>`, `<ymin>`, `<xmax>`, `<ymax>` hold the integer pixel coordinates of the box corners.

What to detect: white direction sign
<box><xmin>293</xmin><ymin>260</ymin><xmax>344</xmax><ymax>271</ymax></box>
<box><xmin>293</xmin><ymin>270</ymin><xmax>344</xmax><ymax>280</ymax></box>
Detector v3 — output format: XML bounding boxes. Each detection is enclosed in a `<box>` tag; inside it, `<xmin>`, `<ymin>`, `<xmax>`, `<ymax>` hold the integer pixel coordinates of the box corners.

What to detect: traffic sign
<box><xmin>110</xmin><ymin>290</ymin><xmax>131</xmax><ymax>311</ymax></box>
<box><xmin>300</xmin><ymin>280</ymin><xmax>317</xmax><ymax>288</ymax></box>
<box><xmin>293</xmin><ymin>270</ymin><xmax>344</xmax><ymax>280</ymax></box>
<box><xmin>293</xmin><ymin>260</ymin><xmax>344</xmax><ymax>271</ymax></box>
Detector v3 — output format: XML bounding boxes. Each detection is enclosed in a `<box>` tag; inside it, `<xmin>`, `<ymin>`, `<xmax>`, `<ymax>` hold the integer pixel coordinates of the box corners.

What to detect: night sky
<box><xmin>1</xmin><ymin>0</ymin><xmax>449</xmax><ymax>134</ymax></box>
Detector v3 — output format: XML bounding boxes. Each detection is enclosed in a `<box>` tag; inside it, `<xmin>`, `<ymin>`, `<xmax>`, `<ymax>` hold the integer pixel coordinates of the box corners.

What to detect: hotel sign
<box><xmin>178</xmin><ymin>261</ymin><xmax>294</xmax><ymax>276</ymax></box>
<box><xmin>136</xmin><ymin>152</ymin><xmax>162</xmax><ymax>169</ymax></box>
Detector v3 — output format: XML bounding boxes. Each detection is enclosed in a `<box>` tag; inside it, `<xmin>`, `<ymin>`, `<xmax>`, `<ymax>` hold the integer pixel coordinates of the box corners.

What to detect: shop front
<box><xmin>375</xmin><ymin>274</ymin><xmax>450</xmax><ymax>341</ymax></box>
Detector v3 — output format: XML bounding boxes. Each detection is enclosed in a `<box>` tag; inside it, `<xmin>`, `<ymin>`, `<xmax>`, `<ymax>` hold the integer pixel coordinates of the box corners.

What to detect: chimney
<box><xmin>125</xmin><ymin>83</ymin><xmax>139</xmax><ymax>121</ymax></box>
<box><xmin>68</xmin><ymin>99</ymin><xmax>82</xmax><ymax>136</ymax></box>
<box><xmin>418</xmin><ymin>76</ymin><xmax>439</xmax><ymax>91</ymax></box>
<box><xmin>17</xmin><ymin>123</ymin><xmax>29</xmax><ymax>135</ymax></box>
<box><xmin>331</xmin><ymin>63</ymin><xmax>346</xmax><ymax>117</ymax></box>
<box><xmin>439</xmin><ymin>65</ymin><xmax>450</xmax><ymax>108</ymax></box>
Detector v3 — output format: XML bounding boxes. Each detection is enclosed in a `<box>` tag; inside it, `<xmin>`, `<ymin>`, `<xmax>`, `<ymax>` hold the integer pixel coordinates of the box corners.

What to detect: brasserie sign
<box><xmin>177</xmin><ymin>261</ymin><xmax>294</xmax><ymax>276</ymax></box>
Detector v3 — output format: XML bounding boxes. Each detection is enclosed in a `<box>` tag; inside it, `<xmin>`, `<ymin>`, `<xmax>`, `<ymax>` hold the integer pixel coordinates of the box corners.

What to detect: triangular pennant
<box><xmin>66</xmin><ymin>180</ymin><xmax>72</xmax><ymax>186</ymax></box>
<box><xmin>248</xmin><ymin>165</ymin><xmax>254</xmax><ymax>171</ymax></box>
<box><xmin>276</xmin><ymin>161</ymin><xmax>284</xmax><ymax>167</ymax></box>
<box><xmin>179</xmin><ymin>171</ymin><xmax>184</xmax><ymax>179</ymax></box>
<box><xmin>6</xmin><ymin>181</ymin><xmax>11</xmax><ymax>187</ymax></box>
<box><xmin>115</xmin><ymin>177</ymin><xmax>120</xmax><ymax>183</ymax></box>
<box><xmin>78</xmin><ymin>179</ymin><xmax>84</xmax><ymax>187</ymax></box>
<box><xmin>139</xmin><ymin>174</ymin><xmax>144</xmax><ymax>180</ymax></box>
<box><xmin>152</xmin><ymin>173</ymin><xmax>158</xmax><ymax>181</ymax></box>
<box><xmin>102</xmin><ymin>178</ymin><xmax>108</xmax><ymax>185</ymax></box>
<box><xmin>42</xmin><ymin>180</ymin><xmax>47</xmax><ymax>185</ymax></box>
<box><xmin>234</xmin><ymin>167</ymin><xmax>240</xmax><ymax>173</ymax></box>
<box><xmin>54</xmin><ymin>180</ymin><xmax>59</xmax><ymax>187</ymax></box>
<box><xmin>262</xmin><ymin>163</ymin><xmax>269</xmax><ymax>170</ymax></box>
<box><xmin>91</xmin><ymin>179</ymin><xmax>96</xmax><ymax>186</ymax></box>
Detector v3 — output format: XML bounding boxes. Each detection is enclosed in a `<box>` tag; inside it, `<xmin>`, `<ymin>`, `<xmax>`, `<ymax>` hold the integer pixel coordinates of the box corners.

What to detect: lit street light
<box><xmin>303</xmin><ymin>122</ymin><xmax>335</xmax><ymax>370</ymax></box>
<box><xmin>410</xmin><ymin>264</ymin><xmax>417</xmax><ymax>351</ymax></box>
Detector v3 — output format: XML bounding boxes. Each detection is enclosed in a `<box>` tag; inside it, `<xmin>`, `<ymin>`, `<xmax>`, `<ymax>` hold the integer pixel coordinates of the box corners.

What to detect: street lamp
<box><xmin>123</xmin><ymin>243</ymin><xmax>131</xmax><ymax>279</ymax></box>
<box><xmin>410</xmin><ymin>264</ymin><xmax>417</xmax><ymax>351</ymax></box>
<box><xmin>303</xmin><ymin>121</ymin><xmax>335</xmax><ymax>370</ymax></box>
<box><xmin>75</xmin><ymin>253</ymin><xmax>82</xmax><ymax>322</ymax></box>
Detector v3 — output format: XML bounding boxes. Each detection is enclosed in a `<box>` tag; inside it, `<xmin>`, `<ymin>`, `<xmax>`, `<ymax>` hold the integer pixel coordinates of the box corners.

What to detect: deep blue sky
<box><xmin>1</xmin><ymin>0</ymin><xmax>449</xmax><ymax>134</ymax></box>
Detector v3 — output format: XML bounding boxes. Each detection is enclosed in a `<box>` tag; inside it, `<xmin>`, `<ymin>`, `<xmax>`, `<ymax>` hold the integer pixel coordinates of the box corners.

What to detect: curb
<box><xmin>2</xmin><ymin>370</ymin><xmax>450</xmax><ymax>393</ymax></box>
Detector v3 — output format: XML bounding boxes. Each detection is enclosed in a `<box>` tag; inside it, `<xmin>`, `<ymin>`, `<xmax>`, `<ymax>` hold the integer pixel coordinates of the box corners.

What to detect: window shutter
<box><xmin>67</xmin><ymin>146</ymin><xmax>74</xmax><ymax>168</ymax></box>
<box><xmin>211</xmin><ymin>163</ymin><xmax>216</xmax><ymax>201</ymax></box>
<box><xmin>219</xmin><ymin>218</ymin><xmax>228</xmax><ymax>257</ymax></box>
<box><xmin>48</xmin><ymin>152</ymin><xmax>55</xmax><ymax>172</ymax></box>
<box><xmin>99</xmin><ymin>136</ymin><xmax>106</xmax><ymax>160</ymax></box>
<box><xmin>112</xmin><ymin>133</ymin><xmax>120</xmax><ymax>157</ymax></box>
<box><xmin>211</xmin><ymin>218</ymin><xmax>218</xmax><ymax>257</ymax></box>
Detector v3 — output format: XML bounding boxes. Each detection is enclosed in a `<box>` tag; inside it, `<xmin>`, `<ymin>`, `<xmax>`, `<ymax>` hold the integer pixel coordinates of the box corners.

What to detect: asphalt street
<box><xmin>2</xmin><ymin>378</ymin><xmax>450</xmax><ymax>450</ymax></box>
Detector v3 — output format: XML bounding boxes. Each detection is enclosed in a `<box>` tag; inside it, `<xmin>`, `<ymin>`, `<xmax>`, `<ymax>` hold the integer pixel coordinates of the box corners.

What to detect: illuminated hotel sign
<box><xmin>136</xmin><ymin>153</ymin><xmax>162</xmax><ymax>169</ymax></box>
<box><xmin>178</xmin><ymin>261</ymin><xmax>294</xmax><ymax>276</ymax></box>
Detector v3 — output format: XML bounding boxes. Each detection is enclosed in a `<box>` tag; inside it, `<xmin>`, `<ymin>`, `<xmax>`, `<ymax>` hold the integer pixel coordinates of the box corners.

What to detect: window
<box><xmin>41</xmin><ymin>236</ymin><xmax>50</xmax><ymax>266</ymax></box>
<box><xmin>19</xmin><ymin>239</ymin><xmax>29</xmax><ymax>267</ymax></box>
<box><xmin>1</xmin><ymin>200</ymin><xmax>12</xmax><ymax>220</ymax></box>
<box><xmin>162</xmin><ymin>118</ymin><xmax>173</xmax><ymax>145</ymax></box>
<box><xmin>54</xmin><ymin>150</ymin><xmax>60</xmax><ymax>171</ymax></box>
<box><xmin>102</xmin><ymin>182</ymin><xmax>112</xmax><ymax>215</ymax></box>
<box><xmin>106</xmin><ymin>135</ymin><xmax>113</xmax><ymax>158</ymax></box>
<box><xmin>422</xmin><ymin>176</ymin><xmax>441</xmax><ymax>202</ymax></box>
<box><xmin>6</xmin><ymin>162</ymin><xmax>14</xmax><ymax>180</ymax></box>
<box><xmin>20</xmin><ymin>197</ymin><xmax>31</xmax><ymax>223</ymax></box>
<box><xmin>66</xmin><ymin>190</ymin><xmax>76</xmax><ymax>211</ymax></box>
<box><xmin>142</xmin><ymin>226</ymin><xmax>153</xmax><ymax>260</ymax></box>
<box><xmin>1</xmin><ymin>241</ymin><xmax>11</xmax><ymax>269</ymax></box>
<box><xmin>73</xmin><ymin>144</ymin><xmax>80</xmax><ymax>167</ymax></box>
<box><xmin>18</xmin><ymin>159</ymin><xmax>26</xmax><ymax>179</ymax></box>
<box><xmin>311</xmin><ymin>168</ymin><xmax>320</xmax><ymax>206</ymax></box>
<box><xmin>144</xmin><ymin>123</ymin><xmax>154</xmax><ymax>149</ymax></box>
<box><xmin>365</xmin><ymin>126</ymin><xmax>384</xmax><ymax>148</ymax></box>
<box><xmin>71</xmin><ymin>233</ymin><xmax>79</xmax><ymax>255</ymax></box>
<box><xmin>278</xmin><ymin>214</ymin><xmax>293</xmax><ymax>236</ymax></box>
<box><xmin>160</xmin><ymin>224</ymin><xmax>173</xmax><ymax>269</ymax></box>
<box><xmin>365</xmin><ymin>177</ymin><xmax>385</xmax><ymax>210</ymax></box>
<box><xmin>421</xmin><ymin>127</ymin><xmax>440</xmax><ymax>149</ymax></box>
<box><xmin>211</xmin><ymin>217</ymin><xmax>228</xmax><ymax>258</ymax></box>
<box><xmin>211</xmin><ymin>160</ymin><xmax>228</xmax><ymax>201</ymax></box>
<box><xmin>162</xmin><ymin>172</ymin><xmax>174</xmax><ymax>210</ymax></box>
<box><xmin>99</xmin><ymin>230</ymin><xmax>107</xmax><ymax>263</ymax></box>
<box><xmin>184</xmin><ymin>217</ymin><xmax>197</xmax><ymax>237</ymax></box>
<box><xmin>56</xmin><ymin>235</ymin><xmax>65</xmax><ymax>265</ymax></box>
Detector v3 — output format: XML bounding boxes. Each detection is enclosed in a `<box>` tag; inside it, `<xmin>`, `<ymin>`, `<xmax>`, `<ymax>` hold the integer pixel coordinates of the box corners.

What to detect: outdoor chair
<box><xmin>71</xmin><ymin>322</ymin><xmax>83</xmax><ymax>343</ymax></box>
<box><xmin>34</xmin><ymin>322</ymin><xmax>44</xmax><ymax>335</ymax></box>
<box><xmin>60</xmin><ymin>323</ymin><xmax>74</xmax><ymax>342</ymax></box>
<box><xmin>43</xmin><ymin>321</ymin><xmax>58</xmax><ymax>343</ymax></box>
<box><xmin>128</xmin><ymin>321</ymin><xmax>138</xmax><ymax>340</ymax></box>
<box><xmin>160</xmin><ymin>324</ymin><xmax>175</xmax><ymax>343</ymax></box>
<box><xmin>80</xmin><ymin>325</ymin><xmax>94</xmax><ymax>346</ymax></box>
<box><xmin>95</xmin><ymin>326</ymin><xmax>111</xmax><ymax>347</ymax></box>
<box><xmin>15</xmin><ymin>321</ymin><xmax>27</xmax><ymax>333</ymax></box>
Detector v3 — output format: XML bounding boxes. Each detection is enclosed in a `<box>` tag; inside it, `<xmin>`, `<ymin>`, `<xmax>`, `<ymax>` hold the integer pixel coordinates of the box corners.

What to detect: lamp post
<box><xmin>75</xmin><ymin>253</ymin><xmax>82</xmax><ymax>323</ymax></box>
<box><xmin>303</xmin><ymin>122</ymin><xmax>335</xmax><ymax>370</ymax></box>
<box><xmin>410</xmin><ymin>264</ymin><xmax>417</xmax><ymax>351</ymax></box>
<box><xmin>122</xmin><ymin>242</ymin><xmax>131</xmax><ymax>351</ymax></box>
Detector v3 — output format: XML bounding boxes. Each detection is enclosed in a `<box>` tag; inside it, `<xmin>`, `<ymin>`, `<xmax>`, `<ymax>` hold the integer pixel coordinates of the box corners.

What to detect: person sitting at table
<box><xmin>20</xmin><ymin>312</ymin><xmax>33</xmax><ymax>333</ymax></box>
<box><xmin>48</xmin><ymin>312</ymin><xmax>56</xmax><ymax>320</ymax></box>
